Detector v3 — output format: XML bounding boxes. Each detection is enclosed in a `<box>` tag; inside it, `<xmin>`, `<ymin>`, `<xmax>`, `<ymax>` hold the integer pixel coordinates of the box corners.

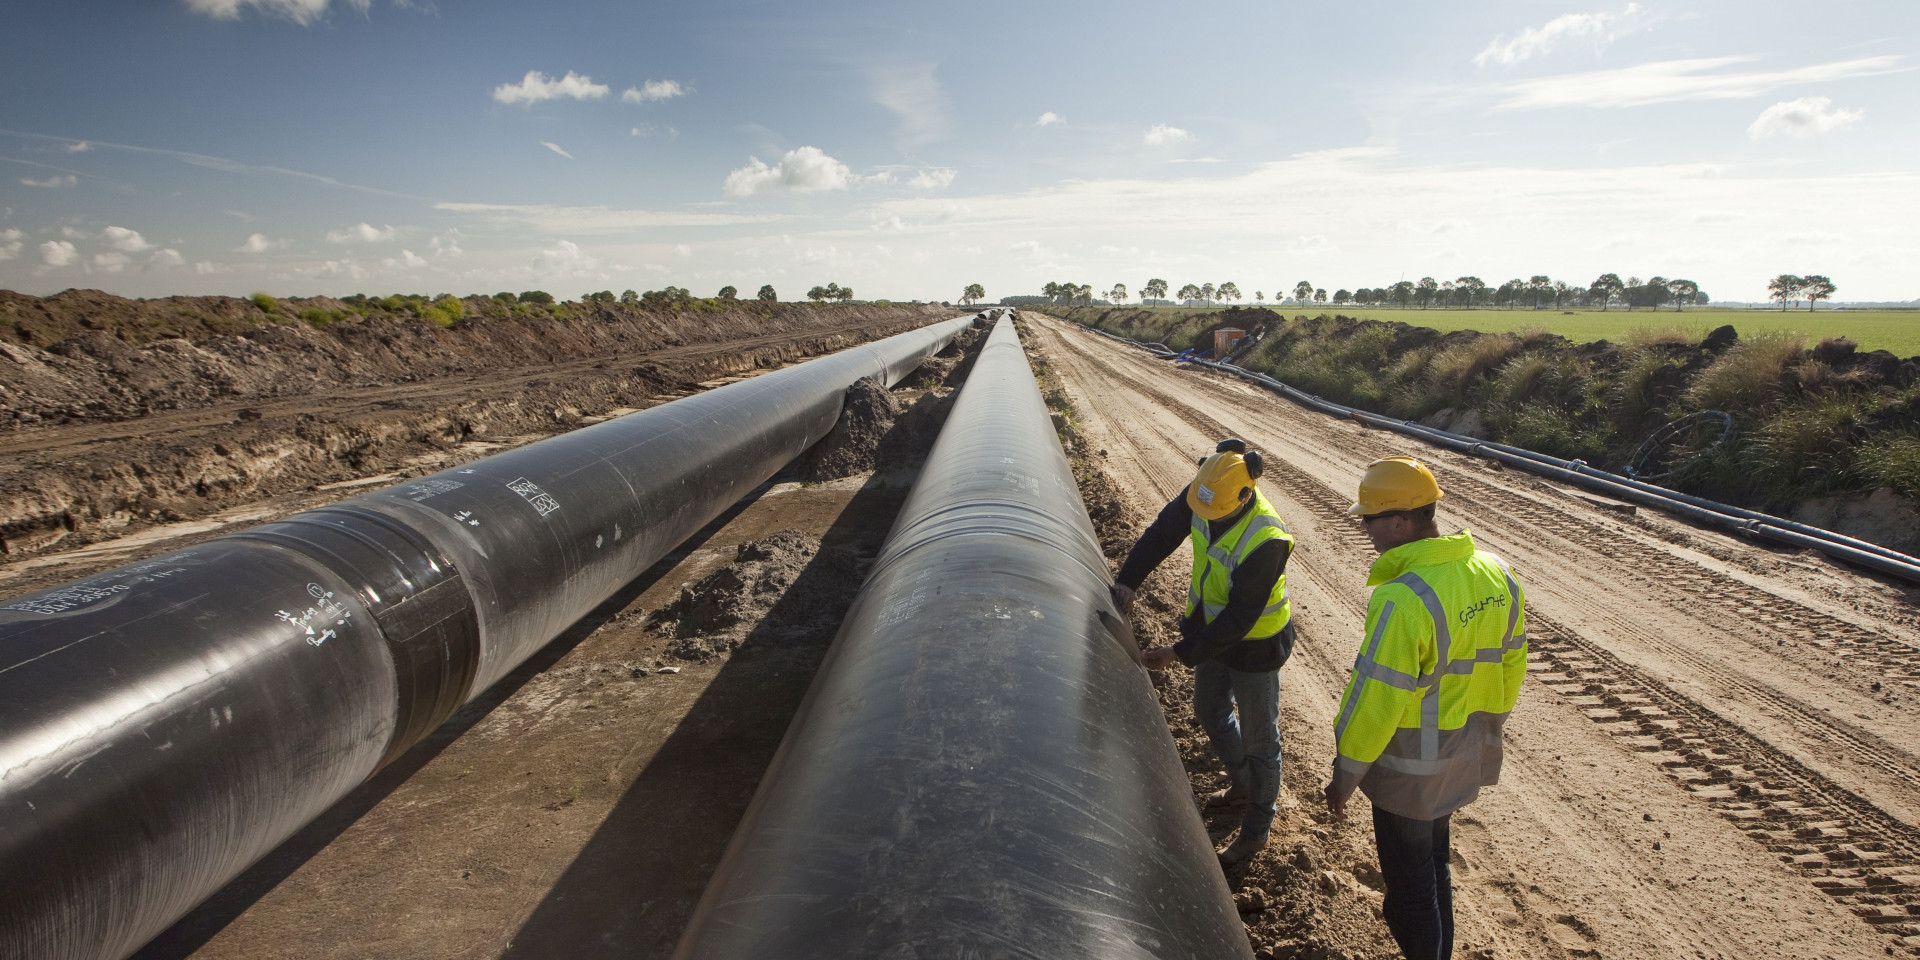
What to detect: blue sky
<box><xmin>1</xmin><ymin>0</ymin><xmax>1914</xmax><ymax>303</ymax></box>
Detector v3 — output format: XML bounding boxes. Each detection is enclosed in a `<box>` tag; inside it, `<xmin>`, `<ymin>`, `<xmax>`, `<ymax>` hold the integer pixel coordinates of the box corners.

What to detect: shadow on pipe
<box><xmin>672</xmin><ymin>314</ymin><xmax>1251</xmax><ymax>960</ymax></box>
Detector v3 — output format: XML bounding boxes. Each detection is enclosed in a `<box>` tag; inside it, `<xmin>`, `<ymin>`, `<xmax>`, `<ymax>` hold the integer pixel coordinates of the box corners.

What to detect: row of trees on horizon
<box><xmin>1026</xmin><ymin>272</ymin><xmax>1842</xmax><ymax>312</ymax></box>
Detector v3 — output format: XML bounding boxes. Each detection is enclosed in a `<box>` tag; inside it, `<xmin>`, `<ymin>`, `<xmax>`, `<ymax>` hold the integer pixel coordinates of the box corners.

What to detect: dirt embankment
<box><xmin>0</xmin><ymin>292</ymin><xmax>953</xmax><ymax>576</ymax></box>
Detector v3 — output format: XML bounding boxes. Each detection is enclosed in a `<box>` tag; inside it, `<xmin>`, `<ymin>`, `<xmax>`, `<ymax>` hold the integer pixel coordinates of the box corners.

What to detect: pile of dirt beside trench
<box><xmin>650</xmin><ymin>531</ymin><xmax>863</xmax><ymax>661</ymax></box>
<box><xmin>791</xmin><ymin>377</ymin><xmax>900</xmax><ymax>482</ymax></box>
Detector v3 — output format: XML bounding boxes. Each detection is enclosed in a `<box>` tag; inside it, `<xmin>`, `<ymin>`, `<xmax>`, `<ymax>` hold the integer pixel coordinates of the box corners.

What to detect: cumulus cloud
<box><xmin>184</xmin><ymin>0</ymin><xmax>349</xmax><ymax>26</ymax></box>
<box><xmin>1036</xmin><ymin>111</ymin><xmax>1065</xmax><ymax>127</ymax></box>
<box><xmin>723</xmin><ymin>146</ymin><xmax>852</xmax><ymax>197</ymax></box>
<box><xmin>1473</xmin><ymin>3</ymin><xmax>1660</xmax><ymax>68</ymax></box>
<box><xmin>149</xmin><ymin>248</ymin><xmax>186</xmax><ymax>269</ymax></box>
<box><xmin>92</xmin><ymin>252</ymin><xmax>130</xmax><ymax>273</ymax></box>
<box><xmin>1493</xmin><ymin>55</ymin><xmax>1908</xmax><ymax>110</ymax></box>
<box><xmin>621</xmin><ymin>79</ymin><xmax>687</xmax><ymax>103</ymax></box>
<box><xmin>385</xmin><ymin>249</ymin><xmax>430</xmax><ymax>270</ymax></box>
<box><xmin>100</xmin><ymin>226</ymin><xmax>152</xmax><ymax>252</ymax></box>
<box><xmin>21</xmin><ymin>175</ymin><xmax>76</xmax><ymax>188</ymax></box>
<box><xmin>326</xmin><ymin>222</ymin><xmax>397</xmax><ymax>244</ymax></box>
<box><xmin>236</xmin><ymin>233</ymin><xmax>283</xmax><ymax>253</ymax></box>
<box><xmin>195</xmin><ymin>261</ymin><xmax>222</xmax><ymax>275</ymax></box>
<box><xmin>534</xmin><ymin>239</ymin><xmax>601</xmax><ymax>276</ymax></box>
<box><xmin>1144</xmin><ymin>124</ymin><xmax>1192</xmax><ymax>146</ymax></box>
<box><xmin>908</xmin><ymin>168</ymin><xmax>957</xmax><ymax>190</ymax></box>
<box><xmin>40</xmin><ymin>240</ymin><xmax>79</xmax><ymax>267</ymax></box>
<box><xmin>0</xmin><ymin>229</ymin><xmax>21</xmax><ymax>261</ymax></box>
<box><xmin>540</xmin><ymin>141</ymin><xmax>575</xmax><ymax>159</ymax></box>
<box><xmin>1747</xmin><ymin>96</ymin><xmax>1864</xmax><ymax>140</ymax></box>
<box><xmin>65</xmin><ymin>141</ymin><xmax>92</xmax><ymax>153</ymax></box>
<box><xmin>492</xmin><ymin>70</ymin><xmax>610</xmax><ymax>105</ymax></box>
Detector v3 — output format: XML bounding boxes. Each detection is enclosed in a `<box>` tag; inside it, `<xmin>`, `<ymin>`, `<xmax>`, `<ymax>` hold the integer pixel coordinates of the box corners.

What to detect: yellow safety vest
<box><xmin>1331</xmin><ymin>529</ymin><xmax>1526</xmax><ymax>820</ymax></box>
<box><xmin>1186</xmin><ymin>489</ymin><xmax>1294</xmax><ymax>639</ymax></box>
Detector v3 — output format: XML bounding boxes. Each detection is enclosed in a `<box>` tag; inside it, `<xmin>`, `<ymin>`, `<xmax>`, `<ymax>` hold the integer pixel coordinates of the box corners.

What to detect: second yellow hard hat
<box><xmin>1348</xmin><ymin>457</ymin><xmax>1444</xmax><ymax>516</ymax></box>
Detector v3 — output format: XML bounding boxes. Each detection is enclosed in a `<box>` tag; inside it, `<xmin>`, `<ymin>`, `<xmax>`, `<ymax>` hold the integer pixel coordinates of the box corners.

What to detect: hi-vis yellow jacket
<box><xmin>1187</xmin><ymin>490</ymin><xmax>1294</xmax><ymax>639</ymax></box>
<box><xmin>1329</xmin><ymin>530</ymin><xmax>1525</xmax><ymax>820</ymax></box>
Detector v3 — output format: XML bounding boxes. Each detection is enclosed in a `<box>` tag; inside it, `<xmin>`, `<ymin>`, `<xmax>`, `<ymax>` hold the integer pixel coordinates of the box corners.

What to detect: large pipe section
<box><xmin>0</xmin><ymin>315</ymin><xmax>974</xmax><ymax>960</ymax></box>
<box><xmin>674</xmin><ymin>314</ymin><xmax>1252</xmax><ymax>959</ymax></box>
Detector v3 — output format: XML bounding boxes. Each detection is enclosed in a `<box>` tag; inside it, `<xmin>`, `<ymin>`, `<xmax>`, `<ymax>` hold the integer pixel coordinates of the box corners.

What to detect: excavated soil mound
<box><xmin>650</xmin><ymin>531</ymin><xmax>863</xmax><ymax>662</ymax></box>
<box><xmin>791</xmin><ymin>378</ymin><xmax>901</xmax><ymax>482</ymax></box>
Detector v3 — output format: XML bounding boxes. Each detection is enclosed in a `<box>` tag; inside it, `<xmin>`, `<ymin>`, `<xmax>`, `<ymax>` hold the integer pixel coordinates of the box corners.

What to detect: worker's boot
<box><xmin>1216</xmin><ymin>830</ymin><xmax>1268</xmax><ymax>867</ymax></box>
<box><xmin>1205</xmin><ymin>783</ymin><xmax>1248</xmax><ymax>807</ymax></box>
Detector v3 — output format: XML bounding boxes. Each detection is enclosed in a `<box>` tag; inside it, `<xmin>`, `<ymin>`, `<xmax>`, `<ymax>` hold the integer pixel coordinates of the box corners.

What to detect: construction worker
<box><xmin>1110</xmin><ymin>438</ymin><xmax>1295</xmax><ymax>866</ymax></box>
<box><xmin>1323</xmin><ymin>457</ymin><xmax>1526</xmax><ymax>960</ymax></box>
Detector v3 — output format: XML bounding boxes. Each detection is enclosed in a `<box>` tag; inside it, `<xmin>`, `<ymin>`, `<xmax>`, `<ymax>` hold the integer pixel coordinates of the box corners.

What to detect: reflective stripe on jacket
<box><xmin>1330</xmin><ymin>529</ymin><xmax>1525</xmax><ymax>820</ymax></box>
<box><xmin>1186</xmin><ymin>489</ymin><xmax>1294</xmax><ymax>639</ymax></box>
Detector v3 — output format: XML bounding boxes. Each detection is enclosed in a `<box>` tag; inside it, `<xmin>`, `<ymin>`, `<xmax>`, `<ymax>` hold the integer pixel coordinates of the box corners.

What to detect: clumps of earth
<box><xmin>649</xmin><ymin>531</ymin><xmax>864</xmax><ymax>662</ymax></box>
<box><xmin>791</xmin><ymin>378</ymin><xmax>901</xmax><ymax>482</ymax></box>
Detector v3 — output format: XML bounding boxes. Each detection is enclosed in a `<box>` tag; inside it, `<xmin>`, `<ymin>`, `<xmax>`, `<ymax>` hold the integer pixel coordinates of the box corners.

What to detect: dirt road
<box><xmin>1029</xmin><ymin>312</ymin><xmax>1919</xmax><ymax>958</ymax></box>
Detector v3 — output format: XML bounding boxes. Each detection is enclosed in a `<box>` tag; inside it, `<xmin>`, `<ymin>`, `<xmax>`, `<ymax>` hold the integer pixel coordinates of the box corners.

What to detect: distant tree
<box><xmin>808</xmin><ymin>285</ymin><xmax>828</xmax><ymax>302</ymax></box>
<box><xmin>1217</xmin><ymin>281</ymin><xmax>1241</xmax><ymax>303</ymax></box>
<box><xmin>1494</xmin><ymin>280</ymin><xmax>1521</xmax><ymax>309</ymax></box>
<box><xmin>1042</xmin><ymin>281</ymin><xmax>1061</xmax><ymax>302</ymax></box>
<box><xmin>1201</xmin><ymin>282</ymin><xmax>1217</xmax><ymax>304</ymax></box>
<box><xmin>1390</xmin><ymin>280</ymin><xmax>1416</xmax><ymax>307</ymax></box>
<box><xmin>1333</xmin><ymin>288</ymin><xmax>1352</xmax><ymax>305</ymax></box>
<box><xmin>494</xmin><ymin>291</ymin><xmax>518</xmax><ymax>303</ymax></box>
<box><xmin>1801</xmin><ymin>274</ymin><xmax>1835</xmax><ymax>311</ymax></box>
<box><xmin>1551</xmin><ymin>280</ymin><xmax>1574</xmax><ymax>309</ymax></box>
<box><xmin>1177</xmin><ymin>283</ymin><xmax>1202</xmax><ymax>303</ymax></box>
<box><xmin>1589</xmin><ymin>273</ymin><xmax>1624</xmax><ymax>312</ymax></box>
<box><xmin>1665</xmin><ymin>279</ymin><xmax>1698</xmax><ymax>312</ymax></box>
<box><xmin>1293</xmin><ymin>280</ymin><xmax>1314</xmax><ymax>303</ymax></box>
<box><xmin>1767</xmin><ymin>274</ymin><xmax>1803</xmax><ymax>311</ymax></box>
<box><xmin>838</xmin><ymin>284</ymin><xmax>855</xmax><ymax>302</ymax></box>
<box><xmin>1142</xmin><ymin>278</ymin><xmax>1169</xmax><ymax>301</ymax></box>
<box><xmin>584</xmin><ymin>290</ymin><xmax>616</xmax><ymax>305</ymax></box>
<box><xmin>1453</xmin><ymin>277</ymin><xmax>1484</xmax><ymax>308</ymax></box>
<box><xmin>1254</xmin><ymin>290</ymin><xmax>1264</xmax><ymax>303</ymax></box>
<box><xmin>757</xmin><ymin>284</ymin><xmax>778</xmax><ymax>302</ymax></box>
<box><xmin>519</xmin><ymin>290</ymin><xmax>554</xmax><ymax>305</ymax></box>
<box><xmin>1313</xmin><ymin>288</ymin><xmax>1327</xmax><ymax>303</ymax></box>
<box><xmin>717</xmin><ymin>285</ymin><xmax>738</xmax><ymax>300</ymax></box>
<box><xmin>1105</xmin><ymin>283</ymin><xmax>1125</xmax><ymax>304</ymax></box>
<box><xmin>961</xmin><ymin>283</ymin><xmax>986</xmax><ymax>305</ymax></box>
<box><xmin>1528</xmin><ymin>275</ymin><xmax>1552</xmax><ymax>309</ymax></box>
<box><xmin>1414</xmin><ymin>277</ymin><xmax>1439</xmax><ymax>309</ymax></box>
<box><xmin>619</xmin><ymin>289</ymin><xmax>640</xmax><ymax>306</ymax></box>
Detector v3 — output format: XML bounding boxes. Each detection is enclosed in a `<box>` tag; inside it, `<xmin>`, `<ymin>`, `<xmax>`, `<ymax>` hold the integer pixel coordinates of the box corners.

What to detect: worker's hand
<box><xmin>1109</xmin><ymin>583</ymin><xmax>1136</xmax><ymax>617</ymax></box>
<box><xmin>1141</xmin><ymin>646</ymin><xmax>1179</xmax><ymax>671</ymax></box>
<box><xmin>1323</xmin><ymin>782</ymin><xmax>1347</xmax><ymax>821</ymax></box>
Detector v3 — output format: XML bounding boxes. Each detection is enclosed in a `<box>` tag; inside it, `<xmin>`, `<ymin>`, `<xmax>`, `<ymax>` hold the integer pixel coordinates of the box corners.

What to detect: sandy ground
<box><xmin>1026</xmin><ymin>312</ymin><xmax>1919</xmax><ymax>959</ymax></box>
<box><xmin>6</xmin><ymin>311</ymin><xmax>1916</xmax><ymax>958</ymax></box>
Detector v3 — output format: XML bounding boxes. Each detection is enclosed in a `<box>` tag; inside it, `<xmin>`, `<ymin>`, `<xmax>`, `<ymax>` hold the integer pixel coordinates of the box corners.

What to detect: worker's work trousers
<box><xmin>1373</xmin><ymin>807</ymin><xmax>1454</xmax><ymax>960</ymax></box>
<box><xmin>1191</xmin><ymin>660</ymin><xmax>1280</xmax><ymax>842</ymax></box>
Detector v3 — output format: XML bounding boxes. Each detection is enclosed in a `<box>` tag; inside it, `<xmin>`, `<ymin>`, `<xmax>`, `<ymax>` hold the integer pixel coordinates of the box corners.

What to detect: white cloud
<box><xmin>236</xmin><ymin>233</ymin><xmax>283</xmax><ymax>253</ymax></box>
<box><xmin>534</xmin><ymin>239</ymin><xmax>602</xmax><ymax>276</ymax></box>
<box><xmin>21</xmin><ymin>175</ymin><xmax>76</xmax><ymax>188</ymax></box>
<box><xmin>0</xmin><ymin>229</ymin><xmax>20</xmax><ymax>260</ymax></box>
<box><xmin>1473</xmin><ymin>4</ymin><xmax>1660</xmax><ymax>68</ymax></box>
<box><xmin>540</xmin><ymin>141</ymin><xmax>575</xmax><ymax>159</ymax></box>
<box><xmin>65</xmin><ymin>141</ymin><xmax>92</xmax><ymax>153</ymax></box>
<box><xmin>194</xmin><ymin>261</ymin><xmax>222</xmax><ymax>275</ymax></box>
<box><xmin>429</xmin><ymin>231</ymin><xmax>463</xmax><ymax>258</ymax></box>
<box><xmin>723</xmin><ymin>146</ymin><xmax>852</xmax><ymax>196</ymax></box>
<box><xmin>1747</xmin><ymin>96</ymin><xmax>1864</xmax><ymax>140</ymax></box>
<box><xmin>436</xmin><ymin>201</ymin><xmax>778</xmax><ymax>232</ymax></box>
<box><xmin>149</xmin><ymin>248</ymin><xmax>186</xmax><ymax>269</ymax></box>
<box><xmin>1145</xmin><ymin>124</ymin><xmax>1193</xmax><ymax>146</ymax></box>
<box><xmin>386</xmin><ymin>249</ymin><xmax>430</xmax><ymax>270</ymax></box>
<box><xmin>621</xmin><ymin>80</ymin><xmax>687</xmax><ymax>103</ymax></box>
<box><xmin>326</xmin><ymin>222</ymin><xmax>397</xmax><ymax>244</ymax></box>
<box><xmin>908</xmin><ymin>168</ymin><xmax>957</xmax><ymax>190</ymax></box>
<box><xmin>40</xmin><ymin>240</ymin><xmax>78</xmax><ymax>267</ymax></box>
<box><xmin>1493</xmin><ymin>55</ymin><xmax>1909</xmax><ymax>110</ymax></box>
<box><xmin>492</xmin><ymin>70</ymin><xmax>610</xmax><ymax>105</ymax></box>
<box><xmin>100</xmin><ymin>226</ymin><xmax>152</xmax><ymax>252</ymax></box>
<box><xmin>1036</xmin><ymin>112</ymin><xmax>1065</xmax><ymax>127</ymax></box>
<box><xmin>630</xmin><ymin>123</ymin><xmax>678</xmax><ymax>140</ymax></box>
<box><xmin>92</xmin><ymin>252</ymin><xmax>130</xmax><ymax>273</ymax></box>
<box><xmin>183</xmin><ymin>0</ymin><xmax>352</xmax><ymax>26</ymax></box>
<box><xmin>870</xmin><ymin>62</ymin><xmax>950</xmax><ymax>146</ymax></box>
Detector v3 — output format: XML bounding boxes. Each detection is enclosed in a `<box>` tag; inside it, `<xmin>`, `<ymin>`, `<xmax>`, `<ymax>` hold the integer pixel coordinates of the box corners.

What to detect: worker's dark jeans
<box><xmin>1191</xmin><ymin>661</ymin><xmax>1279</xmax><ymax>841</ymax></box>
<box><xmin>1372</xmin><ymin>807</ymin><xmax>1453</xmax><ymax>960</ymax></box>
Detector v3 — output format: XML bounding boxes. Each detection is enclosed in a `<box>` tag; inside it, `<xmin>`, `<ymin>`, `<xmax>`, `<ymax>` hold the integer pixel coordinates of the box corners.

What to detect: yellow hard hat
<box><xmin>1187</xmin><ymin>448</ymin><xmax>1256</xmax><ymax>521</ymax></box>
<box><xmin>1348</xmin><ymin>457</ymin><xmax>1444</xmax><ymax>516</ymax></box>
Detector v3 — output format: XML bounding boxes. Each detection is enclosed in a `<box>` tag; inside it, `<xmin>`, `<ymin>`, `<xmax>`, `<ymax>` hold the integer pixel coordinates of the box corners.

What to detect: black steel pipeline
<box><xmin>1161</xmin><ymin>351</ymin><xmax>1920</xmax><ymax>585</ymax></box>
<box><xmin>0</xmin><ymin>315</ymin><xmax>975</xmax><ymax>960</ymax></box>
<box><xmin>673</xmin><ymin>313</ymin><xmax>1251</xmax><ymax>960</ymax></box>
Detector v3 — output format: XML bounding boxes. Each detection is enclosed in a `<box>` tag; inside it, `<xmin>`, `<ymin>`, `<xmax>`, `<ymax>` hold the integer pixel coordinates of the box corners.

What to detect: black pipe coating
<box><xmin>673</xmin><ymin>313</ymin><xmax>1252</xmax><ymax>960</ymax></box>
<box><xmin>0</xmin><ymin>315</ymin><xmax>974</xmax><ymax>960</ymax></box>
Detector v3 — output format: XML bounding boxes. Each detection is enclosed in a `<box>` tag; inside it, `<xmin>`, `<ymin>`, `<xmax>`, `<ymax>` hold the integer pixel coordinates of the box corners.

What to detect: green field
<box><xmin>1110</xmin><ymin>306</ymin><xmax>1920</xmax><ymax>357</ymax></box>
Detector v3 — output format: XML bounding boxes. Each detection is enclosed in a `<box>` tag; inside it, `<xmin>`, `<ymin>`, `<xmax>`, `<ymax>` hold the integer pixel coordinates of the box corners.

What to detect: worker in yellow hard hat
<box><xmin>1110</xmin><ymin>438</ymin><xmax>1296</xmax><ymax>867</ymax></box>
<box><xmin>1324</xmin><ymin>456</ymin><xmax>1527</xmax><ymax>960</ymax></box>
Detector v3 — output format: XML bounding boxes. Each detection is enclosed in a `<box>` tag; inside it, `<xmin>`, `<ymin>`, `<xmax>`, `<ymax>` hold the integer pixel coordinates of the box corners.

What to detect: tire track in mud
<box><xmin>1049</xmin><ymin>323</ymin><xmax>1920</xmax><ymax>953</ymax></box>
